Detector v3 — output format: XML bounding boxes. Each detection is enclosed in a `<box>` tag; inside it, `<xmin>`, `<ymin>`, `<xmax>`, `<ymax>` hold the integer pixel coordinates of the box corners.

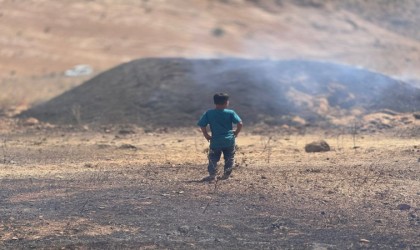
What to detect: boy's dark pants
<box><xmin>208</xmin><ymin>146</ymin><xmax>235</xmax><ymax>176</ymax></box>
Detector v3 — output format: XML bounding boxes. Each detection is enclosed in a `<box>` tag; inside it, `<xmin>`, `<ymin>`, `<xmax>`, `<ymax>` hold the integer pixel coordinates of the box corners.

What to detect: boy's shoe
<box><xmin>202</xmin><ymin>175</ymin><xmax>216</xmax><ymax>182</ymax></box>
<box><xmin>219</xmin><ymin>172</ymin><xmax>231</xmax><ymax>180</ymax></box>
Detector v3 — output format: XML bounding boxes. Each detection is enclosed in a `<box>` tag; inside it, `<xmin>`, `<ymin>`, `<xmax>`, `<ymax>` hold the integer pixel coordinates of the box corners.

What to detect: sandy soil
<box><xmin>0</xmin><ymin>121</ymin><xmax>419</xmax><ymax>249</ymax></box>
<box><xmin>1</xmin><ymin>0</ymin><xmax>420</xmax><ymax>109</ymax></box>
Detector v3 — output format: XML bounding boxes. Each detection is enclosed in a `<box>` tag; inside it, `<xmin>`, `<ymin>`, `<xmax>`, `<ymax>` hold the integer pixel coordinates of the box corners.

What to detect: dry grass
<box><xmin>0</xmin><ymin>75</ymin><xmax>88</xmax><ymax>110</ymax></box>
<box><xmin>0</xmin><ymin>124</ymin><xmax>419</xmax><ymax>248</ymax></box>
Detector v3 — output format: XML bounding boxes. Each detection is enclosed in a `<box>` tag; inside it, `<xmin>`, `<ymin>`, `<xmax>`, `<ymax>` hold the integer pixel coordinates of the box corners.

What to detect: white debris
<box><xmin>65</xmin><ymin>64</ymin><xmax>93</xmax><ymax>77</ymax></box>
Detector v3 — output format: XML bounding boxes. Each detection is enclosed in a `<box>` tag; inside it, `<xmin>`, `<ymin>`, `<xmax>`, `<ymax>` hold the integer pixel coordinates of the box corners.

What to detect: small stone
<box><xmin>305</xmin><ymin>140</ymin><xmax>330</xmax><ymax>153</ymax></box>
<box><xmin>360</xmin><ymin>239</ymin><xmax>370</xmax><ymax>243</ymax></box>
<box><xmin>118</xmin><ymin>129</ymin><xmax>135</xmax><ymax>135</ymax></box>
<box><xmin>261</xmin><ymin>175</ymin><xmax>267</xmax><ymax>179</ymax></box>
<box><xmin>23</xmin><ymin>117</ymin><xmax>39</xmax><ymax>126</ymax></box>
<box><xmin>119</xmin><ymin>144</ymin><xmax>137</xmax><ymax>150</ymax></box>
<box><xmin>374</xmin><ymin>219</ymin><xmax>383</xmax><ymax>223</ymax></box>
<box><xmin>397</xmin><ymin>204</ymin><xmax>411</xmax><ymax>211</ymax></box>
<box><xmin>12</xmin><ymin>237</ymin><xmax>18</xmax><ymax>240</ymax></box>
<box><xmin>84</xmin><ymin>163</ymin><xmax>94</xmax><ymax>168</ymax></box>
<box><xmin>178</xmin><ymin>225</ymin><xmax>189</xmax><ymax>234</ymax></box>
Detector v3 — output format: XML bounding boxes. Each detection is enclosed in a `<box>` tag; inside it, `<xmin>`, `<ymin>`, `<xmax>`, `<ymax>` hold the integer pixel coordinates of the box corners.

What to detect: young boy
<box><xmin>197</xmin><ymin>93</ymin><xmax>243</xmax><ymax>181</ymax></box>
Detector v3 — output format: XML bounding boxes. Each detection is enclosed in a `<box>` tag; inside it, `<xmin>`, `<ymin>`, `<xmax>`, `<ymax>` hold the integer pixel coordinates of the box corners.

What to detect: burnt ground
<box><xmin>20</xmin><ymin>58</ymin><xmax>420</xmax><ymax>127</ymax></box>
<box><xmin>0</xmin><ymin>122</ymin><xmax>419</xmax><ymax>249</ymax></box>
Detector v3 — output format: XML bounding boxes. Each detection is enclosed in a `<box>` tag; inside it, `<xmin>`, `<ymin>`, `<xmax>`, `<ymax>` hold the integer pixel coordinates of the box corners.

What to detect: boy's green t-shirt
<box><xmin>197</xmin><ymin>109</ymin><xmax>242</xmax><ymax>149</ymax></box>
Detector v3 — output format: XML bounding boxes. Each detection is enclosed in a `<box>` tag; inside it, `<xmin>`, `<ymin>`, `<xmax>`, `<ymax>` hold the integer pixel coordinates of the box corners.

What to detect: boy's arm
<box><xmin>200</xmin><ymin>127</ymin><xmax>212</xmax><ymax>141</ymax></box>
<box><xmin>234</xmin><ymin>122</ymin><xmax>243</xmax><ymax>137</ymax></box>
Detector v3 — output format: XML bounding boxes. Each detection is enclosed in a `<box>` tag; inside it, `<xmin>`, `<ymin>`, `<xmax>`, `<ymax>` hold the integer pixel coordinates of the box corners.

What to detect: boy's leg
<box><xmin>222</xmin><ymin>146</ymin><xmax>235</xmax><ymax>176</ymax></box>
<box><xmin>208</xmin><ymin>148</ymin><xmax>222</xmax><ymax>176</ymax></box>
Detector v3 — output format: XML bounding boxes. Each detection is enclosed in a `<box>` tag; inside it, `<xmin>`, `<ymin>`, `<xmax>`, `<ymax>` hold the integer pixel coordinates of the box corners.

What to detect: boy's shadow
<box><xmin>184</xmin><ymin>176</ymin><xmax>229</xmax><ymax>184</ymax></box>
<box><xmin>183</xmin><ymin>179</ymin><xmax>208</xmax><ymax>184</ymax></box>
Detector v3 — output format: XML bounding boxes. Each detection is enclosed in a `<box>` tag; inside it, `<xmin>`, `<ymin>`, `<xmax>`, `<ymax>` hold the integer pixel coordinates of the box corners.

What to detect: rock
<box><xmin>359</xmin><ymin>239</ymin><xmax>370</xmax><ymax>243</ymax></box>
<box><xmin>305</xmin><ymin>140</ymin><xmax>330</xmax><ymax>153</ymax></box>
<box><xmin>84</xmin><ymin>163</ymin><xmax>94</xmax><ymax>168</ymax></box>
<box><xmin>291</xmin><ymin>116</ymin><xmax>306</xmax><ymax>126</ymax></box>
<box><xmin>23</xmin><ymin>117</ymin><xmax>39</xmax><ymax>126</ymax></box>
<box><xmin>118</xmin><ymin>144</ymin><xmax>137</xmax><ymax>150</ymax></box>
<box><xmin>413</xmin><ymin>113</ymin><xmax>420</xmax><ymax>120</ymax></box>
<box><xmin>118</xmin><ymin>129</ymin><xmax>135</xmax><ymax>135</ymax></box>
<box><xmin>178</xmin><ymin>225</ymin><xmax>189</xmax><ymax>234</ymax></box>
<box><xmin>397</xmin><ymin>204</ymin><xmax>411</xmax><ymax>211</ymax></box>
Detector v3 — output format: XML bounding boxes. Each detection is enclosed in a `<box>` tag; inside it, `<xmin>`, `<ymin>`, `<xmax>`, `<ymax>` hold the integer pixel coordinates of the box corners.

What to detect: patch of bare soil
<box><xmin>327</xmin><ymin>0</ymin><xmax>420</xmax><ymax>41</ymax></box>
<box><xmin>0</xmin><ymin>122</ymin><xmax>419</xmax><ymax>249</ymax></box>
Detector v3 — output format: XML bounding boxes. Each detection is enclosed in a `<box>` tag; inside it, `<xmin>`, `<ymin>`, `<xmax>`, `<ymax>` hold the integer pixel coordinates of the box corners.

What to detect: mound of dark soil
<box><xmin>21</xmin><ymin>58</ymin><xmax>420</xmax><ymax>127</ymax></box>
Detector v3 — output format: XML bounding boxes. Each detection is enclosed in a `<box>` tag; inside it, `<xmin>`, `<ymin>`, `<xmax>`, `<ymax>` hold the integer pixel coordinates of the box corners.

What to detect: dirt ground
<box><xmin>0</xmin><ymin>121</ymin><xmax>419</xmax><ymax>249</ymax></box>
<box><xmin>1</xmin><ymin>0</ymin><xmax>420</xmax><ymax>249</ymax></box>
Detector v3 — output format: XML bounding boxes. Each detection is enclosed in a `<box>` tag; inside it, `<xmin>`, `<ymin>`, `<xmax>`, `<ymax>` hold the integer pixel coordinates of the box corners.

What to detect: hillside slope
<box><xmin>21</xmin><ymin>58</ymin><xmax>420</xmax><ymax>127</ymax></box>
<box><xmin>1</xmin><ymin>0</ymin><xmax>419</xmax><ymax>80</ymax></box>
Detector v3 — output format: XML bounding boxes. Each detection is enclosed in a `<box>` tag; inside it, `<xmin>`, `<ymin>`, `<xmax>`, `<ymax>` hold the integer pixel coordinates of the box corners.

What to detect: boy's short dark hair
<box><xmin>213</xmin><ymin>93</ymin><xmax>229</xmax><ymax>105</ymax></box>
